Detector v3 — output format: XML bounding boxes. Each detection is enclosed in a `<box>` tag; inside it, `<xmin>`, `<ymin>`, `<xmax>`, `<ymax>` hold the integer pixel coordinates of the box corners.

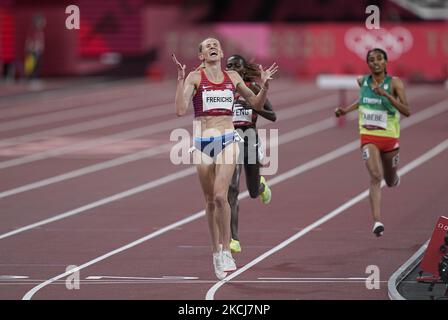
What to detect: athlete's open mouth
<box><xmin>210</xmin><ymin>51</ymin><xmax>218</xmax><ymax>57</ymax></box>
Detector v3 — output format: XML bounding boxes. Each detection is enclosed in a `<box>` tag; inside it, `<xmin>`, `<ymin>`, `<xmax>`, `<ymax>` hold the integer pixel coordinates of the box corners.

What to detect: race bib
<box><xmin>361</xmin><ymin>109</ymin><xmax>388</xmax><ymax>130</ymax></box>
<box><xmin>233</xmin><ymin>105</ymin><xmax>253</xmax><ymax>124</ymax></box>
<box><xmin>202</xmin><ymin>89</ymin><xmax>234</xmax><ymax>112</ymax></box>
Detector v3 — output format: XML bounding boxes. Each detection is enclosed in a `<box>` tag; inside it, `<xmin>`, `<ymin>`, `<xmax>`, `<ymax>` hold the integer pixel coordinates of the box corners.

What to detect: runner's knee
<box><xmin>385</xmin><ymin>175</ymin><xmax>398</xmax><ymax>187</ymax></box>
<box><xmin>370</xmin><ymin>170</ymin><xmax>383</xmax><ymax>184</ymax></box>
<box><xmin>205</xmin><ymin>198</ymin><xmax>215</xmax><ymax>212</ymax></box>
<box><xmin>227</xmin><ymin>186</ymin><xmax>238</xmax><ymax>205</ymax></box>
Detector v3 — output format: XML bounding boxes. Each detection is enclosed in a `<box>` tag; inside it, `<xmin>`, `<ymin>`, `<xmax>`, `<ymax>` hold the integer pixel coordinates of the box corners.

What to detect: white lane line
<box><xmin>258</xmin><ymin>277</ymin><xmax>367</xmax><ymax>280</ymax></box>
<box><xmin>0</xmin><ymin>167</ymin><xmax>196</xmax><ymax>240</ymax></box>
<box><xmin>21</xmin><ymin>101</ymin><xmax>448</xmax><ymax>300</ymax></box>
<box><xmin>0</xmin><ymin>275</ymin><xmax>29</xmax><ymax>279</ymax></box>
<box><xmin>0</xmin><ymin>90</ymin><xmax>330</xmax><ymax>170</ymax></box>
<box><xmin>0</xmin><ymin>102</ymin><xmax>172</xmax><ymax>148</ymax></box>
<box><xmin>0</xmin><ymin>79</ymin><xmax>170</xmax><ymax>113</ymax></box>
<box><xmin>0</xmin><ymin>89</ymin><xmax>427</xmax><ymax>199</ymax></box>
<box><xmin>205</xmin><ymin>137</ymin><xmax>448</xmax><ymax>300</ymax></box>
<box><xmin>0</xmin><ymin>84</ymin><xmax>174</xmax><ymax>133</ymax></box>
<box><xmin>0</xmin><ymin>115</ymin><xmax>337</xmax><ymax>236</ymax></box>
<box><xmin>3</xmin><ymin>279</ymin><xmax>387</xmax><ymax>285</ymax></box>
<box><xmin>1</xmin><ymin>86</ymin><xmax>427</xmax><ymax>170</ymax></box>
<box><xmin>0</xmin><ymin>85</ymin><xmax>320</xmax><ymax>149</ymax></box>
<box><xmin>0</xmin><ymin>117</ymin><xmax>190</xmax><ymax>170</ymax></box>
<box><xmin>0</xmin><ymin>145</ymin><xmax>172</xmax><ymax>199</ymax></box>
<box><xmin>22</xmin><ymin>210</ymin><xmax>206</xmax><ymax>299</ymax></box>
<box><xmin>0</xmin><ymin>103</ymin><xmax>354</xmax><ymax>237</ymax></box>
<box><xmin>0</xmin><ymin>94</ymin><xmax>338</xmax><ymax>199</ymax></box>
<box><xmin>85</xmin><ymin>276</ymin><xmax>198</xmax><ymax>280</ymax></box>
<box><xmin>0</xmin><ymin>80</ymin><xmax>297</xmax><ymax>132</ymax></box>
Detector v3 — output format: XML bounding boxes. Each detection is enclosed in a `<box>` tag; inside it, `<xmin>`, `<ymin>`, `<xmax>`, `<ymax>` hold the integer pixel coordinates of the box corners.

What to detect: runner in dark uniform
<box><xmin>226</xmin><ymin>55</ymin><xmax>277</xmax><ymax>253</ymax></box>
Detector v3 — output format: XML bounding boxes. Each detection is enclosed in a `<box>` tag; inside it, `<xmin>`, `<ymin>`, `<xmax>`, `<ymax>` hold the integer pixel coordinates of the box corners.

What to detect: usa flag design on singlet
<box><xmin>193</xmin><ymin>69</ymin><xmax>236</xmax><ymax>118</ymax></box>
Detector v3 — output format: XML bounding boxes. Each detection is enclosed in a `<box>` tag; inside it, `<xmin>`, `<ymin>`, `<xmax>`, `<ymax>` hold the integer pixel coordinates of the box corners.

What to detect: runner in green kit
<box><xmin>335</xmin><ymin>48</ymin><xmax>411</xmax><ymax>237</ymax></box>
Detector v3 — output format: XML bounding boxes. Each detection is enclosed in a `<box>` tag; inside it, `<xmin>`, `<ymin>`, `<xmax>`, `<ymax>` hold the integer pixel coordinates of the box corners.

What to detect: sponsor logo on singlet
<box><xmin>363</xmin><ymin>97</ymin><xmax>382</xmax><ymax>105</ymax></box>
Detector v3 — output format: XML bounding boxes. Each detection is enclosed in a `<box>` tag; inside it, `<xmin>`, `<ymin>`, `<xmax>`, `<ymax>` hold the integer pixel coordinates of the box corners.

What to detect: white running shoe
<box><xmin>213</xmin><ymin>251</ymin><xmax>227</xmax><ymax>280</ymax></box>
<box><xmin>372</xmin><ymin>221</ymin><xmax>384</xmax><ymax>237</ymax></box>
<box><xmin>222</xmin><ymin>250</ymin><xmax>237</xmax><ymax>272</ymax></box>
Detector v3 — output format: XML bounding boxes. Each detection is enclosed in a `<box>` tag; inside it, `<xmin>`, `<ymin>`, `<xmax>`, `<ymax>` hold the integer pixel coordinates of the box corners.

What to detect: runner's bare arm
<box><xmin>335</xmin><ymin>101</ymin><xmax>359</xmax><ymax>117</ymax></box>
<box><xmin>229</xmin><ymin>63</ymin><xmax>278</xmax><ymax>111</ymax></box>
<box><xmin>334</xmin><ymin>76</ymin><xmax>362</xmax><ymax>117</ymax></box>
<box><xmin>391</xmin><ymin>77</ymin><xmax>411</xmax><ymax>117</ymax></box>
<box><xmin>372</xmin><ymin>77</ymin><xmax>410</xmax><ymax>117</ymax></box>
<box><xmin>250</xmin><ymin>83</ymin><xmax>276</xmax><ymax>122</ymax></box>
<box><xmin>172</xmin><ymin>54</ymin><xmax>196</xmax><ymax>116</ymax></box>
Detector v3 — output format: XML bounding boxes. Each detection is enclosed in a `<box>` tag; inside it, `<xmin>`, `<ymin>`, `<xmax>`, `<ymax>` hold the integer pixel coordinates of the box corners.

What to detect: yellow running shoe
<box><xmin>260</xmin><ymin>176</ymin><xmax>272</xmax><ymax>204</ymax></box>
<box><xmin>230</xmin><ymin>239</ymin><xmax>241</xmax><ymax>253</ymax></box>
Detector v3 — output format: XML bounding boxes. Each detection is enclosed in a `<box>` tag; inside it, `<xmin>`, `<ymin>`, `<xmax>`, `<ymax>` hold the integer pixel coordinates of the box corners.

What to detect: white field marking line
<box><xmin>205</xmin><ymin>137</ymin><xmax>448</xmax><ymax>300</ymax></box>
<box><xmin>260</xmin><ymin>86</ymin><xmax>428</xmax><ymax>127</ymax></box>
<box><xmin>0</xmin><ymin>166</ymin><xmax>197</xmax><ymax>240</ymax></box>
<box><xmin>0</xmin><ymin>88</ymin><xmax>428</xmax><ymax>198</ymax></box>
<box><xmin>0</xmin><ymin>86</ymin><xmax>428</xmax><ymax>168</ymax></box>
<box><xmin>0</xmin><ymin>93</ymin><xmax>173</xmax><ymax>134</ymax></box>
<box><xmin>0</xmin><ymin>78</ymin><xmax>161</xmax><ymax>105</ymax></box>
<box><xmin>0</xmin><ymin>99</ymin><xmax>345</xmax><ymax>236</ymax></box>
<box><xmin>0</xmin><ymin>89</ymin><xmax>326</xmax><ymax>169</ymax></box>
<box><xmin>0</xmin><ymin>80</ymin><xmax>173</xmax><ymax>120</ymax></box>
<box><xmin>0</xmin><ymin>117</ymin><xmax>190</xmax><ymax>170</ymax></box>
<box><xmin>0</xmin><ymin>79</ymin><xmax>295</xmax><ymax>131</ymax></box>
<box><xmin>0</xmin><ymin>78</ymin><xmax>296</xmax><ymax>113</ymax></box>
<box><xmin>21</xmin><ymin>102</ymin><xmax>448</xmax><ymax>300</ymax></box>
<box><xmin>3</xmin><ymin>280</ymin><xmax>390</xmax><ymax>286</ymax></box>
<box><xmin>258</xmin><ymin>277</ymin><xmax>367</xmax><ymax>280</ymax></box>
<box><xmin>0</xmin><ymin>102</ymin><xmax>173</xmax><ymax>148</ymax></box>
<box><xmin>0</xmin><ymin>144</ymin><xmax>173</xmax><ymax>199</ymax></box>
<box><xmin>85</xmin><ymin>276</ymin><xmax>198</xmax><ymax>280</ymax></box>
<box><xmin>22</xmin><ymin>210</ymin><xmax>206</xmax><ymax>299</ymax></box>
<box><xmin>0</xmin><ymin>84</ymin><xmax>319</xmax><ymax>148</ymax></box>
<box><xmin>0</xmin><ymin>92</ymin><xmax>332</xmax><ymax>179</ymax></box>
<box><xmin>0</xmin><ymin>93</ymin><xmax>331</xmax><ymax>199</ymax></box>
<box><xmin>1</xmin><ymin>96</ymin><xmax>445</xmax><ymax>237</ymax></box>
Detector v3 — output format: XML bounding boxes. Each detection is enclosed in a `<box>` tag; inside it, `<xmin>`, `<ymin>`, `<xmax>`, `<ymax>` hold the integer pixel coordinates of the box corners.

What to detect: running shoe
<box><xmin>372</xmin><ymin>221</ymin><xmax>384</xmax><ymax>237</ymax></box>
<box><xmin>260</xmin><ymin>176</ymin><xmax>272</xmax><ymax>204</ymax></box>
<box><xmin>230</xmin><ymin>239</ymin><xmax>241</xmax><ymax>253</ymax></box>
<box><xmin>213</xmin><ymin>251</ymin><xmax>227</xmax><ymax>280</ymax></box>
<box><xmin>222</xmin><ymin>250</ymin><xmax>237</xmax><ymax>272</ymax></box>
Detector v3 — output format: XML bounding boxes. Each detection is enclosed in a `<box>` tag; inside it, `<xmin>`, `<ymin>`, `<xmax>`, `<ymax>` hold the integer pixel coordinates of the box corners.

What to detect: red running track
<box><xmin>0</xmin><ymin>78</ymin><xmax>447</xmax><ymax>300</ymax></box>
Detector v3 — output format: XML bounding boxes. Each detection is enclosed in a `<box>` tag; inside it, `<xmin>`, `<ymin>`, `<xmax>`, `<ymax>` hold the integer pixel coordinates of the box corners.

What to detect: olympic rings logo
<box><xmin>344</xmin><ymin>27</ymin><xmax>413</xmax><ymax>61</ymax></box>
